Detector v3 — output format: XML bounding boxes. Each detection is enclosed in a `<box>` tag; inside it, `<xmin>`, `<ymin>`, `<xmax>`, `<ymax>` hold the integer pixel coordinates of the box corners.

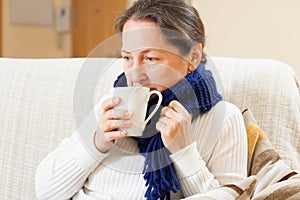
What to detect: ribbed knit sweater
<box><xmin>35</xmin><ymin>100</ymin><xmax>247</xmax><ymax>200</ymax></box>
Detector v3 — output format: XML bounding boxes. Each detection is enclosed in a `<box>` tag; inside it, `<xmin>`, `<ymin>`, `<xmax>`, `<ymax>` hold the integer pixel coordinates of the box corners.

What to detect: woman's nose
<box><xmin>131</xmin><ymin>64</ymin><xmax>148</xmax><ymax>85</ymax></box>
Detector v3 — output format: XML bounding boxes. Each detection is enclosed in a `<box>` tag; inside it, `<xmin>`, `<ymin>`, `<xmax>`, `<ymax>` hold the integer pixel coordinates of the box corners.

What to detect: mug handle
<box><xmin>142</xmin><ymin>90</ymin><xmax>163</xmax><ymax>128</ymax></box>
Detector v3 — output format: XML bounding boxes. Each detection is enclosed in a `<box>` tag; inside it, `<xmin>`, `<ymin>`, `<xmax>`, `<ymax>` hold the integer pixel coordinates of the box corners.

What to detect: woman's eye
<box><xmin>122</xmin><ymin>56</ymin><xmax>131</xmax><ymax>61</ymax></box>
<box><xmin>145</xmin><ymin>57</ymin><xmax>157</xmax><ymax>62</ymax></box>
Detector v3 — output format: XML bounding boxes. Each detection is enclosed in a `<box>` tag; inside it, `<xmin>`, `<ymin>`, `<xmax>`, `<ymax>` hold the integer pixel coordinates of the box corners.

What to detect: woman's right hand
<box><xmin>94</xmin><ymin>97</ymin><xmax>132</xmax><ymax>153</ymax></box>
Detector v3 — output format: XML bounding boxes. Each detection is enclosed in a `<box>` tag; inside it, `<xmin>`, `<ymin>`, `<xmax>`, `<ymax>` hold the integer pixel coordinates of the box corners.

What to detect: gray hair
<box><xmin>115</xmin><ymin>0</ymin><xmax>207</xmax><ymax>63</ymax></box>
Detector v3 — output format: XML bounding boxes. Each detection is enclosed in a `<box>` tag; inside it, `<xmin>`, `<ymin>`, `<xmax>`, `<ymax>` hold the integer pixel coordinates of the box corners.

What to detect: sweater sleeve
<box><xmin>35</xmin><ymin>97</ymin><xmax>110</xmax><ymax>200</ymax></box>
<box><xmin>170</xmin><ymin>103</ymin><xmax>248</xmax><ymax>198</ymax></box>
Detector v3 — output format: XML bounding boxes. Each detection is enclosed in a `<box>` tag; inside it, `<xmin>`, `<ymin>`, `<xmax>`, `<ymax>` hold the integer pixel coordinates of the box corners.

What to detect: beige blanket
<box><xmin>242</xmin><ymin>108</ymin><xmax>300</xmax><ymax>199</ymax></box>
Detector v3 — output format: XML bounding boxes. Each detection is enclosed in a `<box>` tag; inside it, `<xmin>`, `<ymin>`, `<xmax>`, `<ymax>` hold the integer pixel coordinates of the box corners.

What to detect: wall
<box><xmin>192</xmin><ymin>0</ymin><xmax>300</xmax><ymax>76</ymax></box>
<box><xmin>2</xmin><ymin>0</ymin><xmax>300</xmax><ymax>77</ymax></box>
<box><xmin>2</xmin><ymin>0</ymin><xmax>71</xmax><ymax>58</ymax></box>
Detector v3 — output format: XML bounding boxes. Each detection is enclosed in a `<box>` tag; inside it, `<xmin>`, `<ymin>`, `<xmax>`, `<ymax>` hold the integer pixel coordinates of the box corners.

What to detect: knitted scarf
<box><xmin>113</xmin><ymin>63</ymin><xmax>222</xmax><ymax>199</ymax></box>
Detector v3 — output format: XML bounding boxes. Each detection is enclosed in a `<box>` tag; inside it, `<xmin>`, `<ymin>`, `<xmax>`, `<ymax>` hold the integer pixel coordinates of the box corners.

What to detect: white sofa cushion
<box><xmin>211</xmin><ymin>57</ymin><xmax>300</xmax><ymax>170</ymax></box>
<box><xmin>0</xmin><ymin>57</ymin><xmax>299</xmax><ymax>199</ymax></box>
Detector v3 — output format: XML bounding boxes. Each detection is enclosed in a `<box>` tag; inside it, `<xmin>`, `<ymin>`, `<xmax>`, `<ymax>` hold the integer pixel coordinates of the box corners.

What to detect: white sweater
<box><xmin>35</xmin><ymin>101</ymin><xmax>247</xmax><ymax>200</ymax></box>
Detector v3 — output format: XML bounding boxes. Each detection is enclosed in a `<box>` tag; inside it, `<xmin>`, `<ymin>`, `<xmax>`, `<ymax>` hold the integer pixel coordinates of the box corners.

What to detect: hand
<box><xmin>156</xmin><ymin>100</ymin><xmax>192</xmax><ymax>154</ymax></box>
<box><xmin>94</xmin><ymin>97</ymin><xmax>132</xmax><ymax>153</ymax></box>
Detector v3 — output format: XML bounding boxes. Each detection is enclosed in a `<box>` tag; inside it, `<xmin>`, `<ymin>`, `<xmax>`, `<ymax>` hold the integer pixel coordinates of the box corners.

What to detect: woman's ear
<box><xmin>188</xmin><ymin>43</ymin><xmax>202</xmax><ymax>71</ymax></box>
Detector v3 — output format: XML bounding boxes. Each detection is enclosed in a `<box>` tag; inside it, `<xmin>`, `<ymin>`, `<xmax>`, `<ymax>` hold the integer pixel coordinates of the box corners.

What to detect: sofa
<box><xmin>0</xmin><ymin>56</ymin><xmax>299</xmax><ymax>199</ymax></box>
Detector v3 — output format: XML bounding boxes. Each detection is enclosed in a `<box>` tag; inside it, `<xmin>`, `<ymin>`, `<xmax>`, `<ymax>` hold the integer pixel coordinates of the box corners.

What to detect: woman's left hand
<box><xmin>156</xmin><ymin>100</ymin><xmax>192</xmax><ymax>154</ymax></box>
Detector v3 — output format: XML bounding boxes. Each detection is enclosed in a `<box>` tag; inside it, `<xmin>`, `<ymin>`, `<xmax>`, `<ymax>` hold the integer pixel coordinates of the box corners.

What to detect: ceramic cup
<box><xmin>109</xmin><ymin>87</ymin><xmax>162</xmax><ymax>137</ymax></box>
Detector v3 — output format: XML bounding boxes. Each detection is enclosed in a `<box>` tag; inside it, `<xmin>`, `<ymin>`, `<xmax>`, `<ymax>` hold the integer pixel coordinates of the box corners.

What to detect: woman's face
<box><xmin>121</xmin><ymin>19</ymin><xmax>192</xmax><ymax>92</ymax></box>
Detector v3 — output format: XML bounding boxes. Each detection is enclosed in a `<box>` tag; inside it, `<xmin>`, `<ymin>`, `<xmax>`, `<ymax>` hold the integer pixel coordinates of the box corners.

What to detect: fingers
<box><xmin>100</xmin><ymin>96</ymin><xmax>132</xmax><ymax>132</ymax></box>
<box><xmin>161</xmin><ymin>100</ymin><xmax>191</xmax><ymax>120</ymax></box>
<box><xmin>156</xmin><ymin>118</ymin><xmax>166</xmax><ymax>132</ymax></box>
<box><xmin>156</xmin><ymin>105</ymin><xmax>178</xmax><ymax>134</ymax></box>
<box><xmin>100</xmin><ymin>119</ymin><xmax>130</xmax><ymax>143</ymax></box>
<box><xmin>103</xmin><ymin>130</ymin><xmax>128</xmax><ymax>141</ymax></box>
<box><xmin>95</xmin><ymin>115</ymin><xmax>130</xmax><ymax>152</ymax></box>
<box><xmin>156</xmin><ymin>100</ymin><xmax>193</xmax><ymax>153</ymax></box>
<box><xmin>104</xmin><ymin>109</ymin><xmax>132</xmax><ymax>120</ymax></box>
<box><xmin>156</xmin><ymin>100</ymin><xmax>191</xmax><ymax>134</ymax></box>
<box><xmin>102</xmin><ymin>97</ymin><xmax>120</xmax><ymax>112</ymax></box>
<box><xmin>94</xmin><ymin>129</ymin><xmax>127</xmax><ymax>153</ymax></box>
<box><xmin>168</xmin><ymin>100</ymin><xmax>183</xmax><ymax>113</ymax></box>
<box><xmin>103</xmin><ymin>119</ymin><xmax>131</xmax><ymax>133</ymax></box>
<box><xmin>161</xmin><ymin>100</ymin><xmax>183</xmax><ymax>119</ymax></box>
<box><xmin>96</xmin><ymin>96</ymin><xmax>133</xmax><ymax>152</ymax></box>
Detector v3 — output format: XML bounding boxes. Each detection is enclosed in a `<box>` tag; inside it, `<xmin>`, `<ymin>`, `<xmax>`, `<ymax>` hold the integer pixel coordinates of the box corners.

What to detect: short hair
<box><xmin>115</xmin><ymin>0</ymin><xmax>207</xmax><ymax>63</ymax></box>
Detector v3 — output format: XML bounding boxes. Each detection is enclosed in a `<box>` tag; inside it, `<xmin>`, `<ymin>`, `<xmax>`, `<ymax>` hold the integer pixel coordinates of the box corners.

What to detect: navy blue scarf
<box><xmin>113</xmin><ymin>63</ymin><xmax>222</xmax><ymax>199</ymax></box>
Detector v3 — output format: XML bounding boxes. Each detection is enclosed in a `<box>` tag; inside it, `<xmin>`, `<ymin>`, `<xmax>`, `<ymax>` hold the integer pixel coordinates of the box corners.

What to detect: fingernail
<box><xmin>121</xmin><ymin>131</ymin><xmax>127</xmax><ymax>136</ymax></box>
<box><xmin>113</xmin><ymin>97</ymin><xmax>119</xmax><ymax>104</ymax></box>
<box><xmin>124</xmin><ymin>111</ymin><xmax>130</xmax><ymax>117</ymax></box>
<box><xmin>124</xmin><ymin>120</ymin><xmax>131</xmax><ymax>126</ymax></box>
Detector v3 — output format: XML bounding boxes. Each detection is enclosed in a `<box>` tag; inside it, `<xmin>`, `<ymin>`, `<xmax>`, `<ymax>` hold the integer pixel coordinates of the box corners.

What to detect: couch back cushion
<box><xmin>211</xmin><ymin>57</ymin><xmax>300</xmax><ymax>170</ymax></box>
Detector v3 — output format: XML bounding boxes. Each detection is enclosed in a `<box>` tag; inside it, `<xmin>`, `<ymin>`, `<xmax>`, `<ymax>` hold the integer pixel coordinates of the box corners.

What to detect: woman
<box><xmin>35</xmin><ymin>0</ymin><xmax>248</xmax><ymax>199</ymax></box>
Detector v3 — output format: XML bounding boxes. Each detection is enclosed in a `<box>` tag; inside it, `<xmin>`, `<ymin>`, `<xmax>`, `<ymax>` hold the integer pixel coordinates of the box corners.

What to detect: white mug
<box><xmin>109</xmin><ymin>87</ymin><xmax>162</xmax><ymax>137</ymax></box>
